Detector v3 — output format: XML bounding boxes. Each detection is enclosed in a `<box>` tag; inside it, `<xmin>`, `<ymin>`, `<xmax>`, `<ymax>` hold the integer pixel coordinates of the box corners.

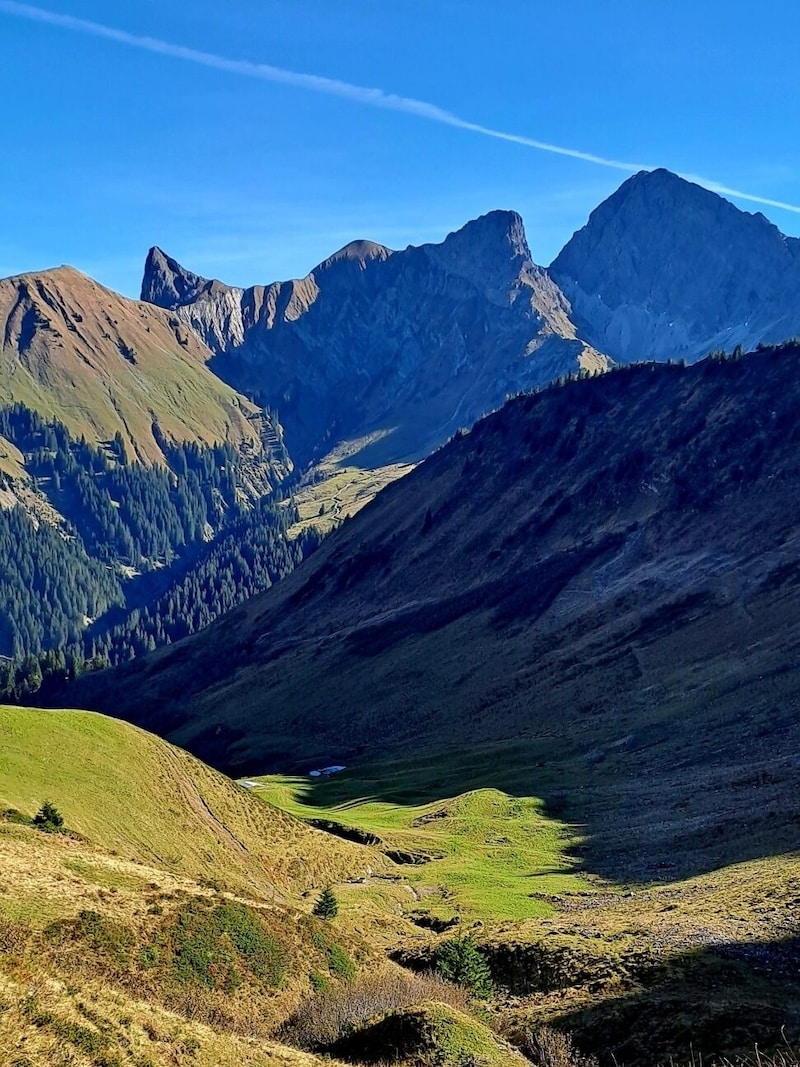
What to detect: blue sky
<box><xmin>2</xmin><ymin>0</ymin><xmax>800</xmax><ymax>296</ymax></box>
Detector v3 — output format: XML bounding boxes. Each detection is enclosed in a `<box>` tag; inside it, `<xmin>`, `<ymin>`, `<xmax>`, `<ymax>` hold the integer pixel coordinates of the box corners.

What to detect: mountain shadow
<box><xmin>63</xmin><ymin>343</ymin><xmax>800</xmax><ymax>883</ymax></box>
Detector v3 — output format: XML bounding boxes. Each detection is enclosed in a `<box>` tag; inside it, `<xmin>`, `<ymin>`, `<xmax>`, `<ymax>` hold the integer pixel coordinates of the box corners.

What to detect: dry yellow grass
<box><xmin>0</xmin><ymin>968</ymin><xmax>348</xmax><ymax>1067</ymax></box>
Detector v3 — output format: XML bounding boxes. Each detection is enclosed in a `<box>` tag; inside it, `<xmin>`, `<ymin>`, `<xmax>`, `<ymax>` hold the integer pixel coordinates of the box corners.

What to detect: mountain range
<box><xmin>65</xmin><ymin>340</ymin><xmax>800</xmax><ymax>878</ymax></box>
<box><xmin>142</xmin><ymin>167</ymin><xmax>800</xmax><ymax>470</ymax></box>
<box><xmin>141</xmin><ymin>209</ymin><xmax>607</xmax><ymax>469</ymax></box>
<box><xmin>5</xmin><ymin>169</ymin><xmax>800</xmax><ymax>1067</ymax></box>
<box><xmin>5</xmin><ymin>167</ymin><xmax>800</xmax><ymax>689</ymax></box>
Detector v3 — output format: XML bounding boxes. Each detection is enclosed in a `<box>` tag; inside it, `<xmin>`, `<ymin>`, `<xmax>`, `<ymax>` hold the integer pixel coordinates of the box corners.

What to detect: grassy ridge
<box><xmin>0</xmin><ymin>706</ymin><xmax>386</xmax><ymax>898</ymax></box>
<box><xmin>0</xmin><ymin>267</ymin><xmax>266</xmax><ymax>466</ymax></box>
<box><xmin>0</xmin><ymin>706</ymin><xmax>376</xmax><ymax>1066</ymax></box>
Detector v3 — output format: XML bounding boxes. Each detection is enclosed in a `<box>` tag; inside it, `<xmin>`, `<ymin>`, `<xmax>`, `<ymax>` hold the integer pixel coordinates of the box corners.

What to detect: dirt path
<box><xmin>162</xmin><ymin>746</ymin><xmax>251</xmax><ymax>857</ymax></box>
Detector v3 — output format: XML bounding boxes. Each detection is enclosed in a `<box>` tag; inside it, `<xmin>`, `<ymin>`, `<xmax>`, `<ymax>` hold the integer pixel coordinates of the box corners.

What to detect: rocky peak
<box><xmin>141</xmin><ymin>247</ymin><xmax>210</xmax><ymax>309</ymax></box>
<box><xmin>436</xmin><ymin>209</ymin><xmax>531</xmax><ymax>264</ymax></box>
<box><xmin>315</xmin><ymin>239</ymin><xmax>393</xmax><ymax>273</ymax></box>
<box><xmin>422</xmin><ymin>210</ymin><xmax>534</xmax><ymax>306</ymax></box>
<box><xmin>137</xmin><ymin>208</ymin><xmax>598</xmax><ymax>465</ymax></box>
<box><xmin>549</xmin><ymin>168</ymin><xmax>800</xmax><ymax>362</ymax></box>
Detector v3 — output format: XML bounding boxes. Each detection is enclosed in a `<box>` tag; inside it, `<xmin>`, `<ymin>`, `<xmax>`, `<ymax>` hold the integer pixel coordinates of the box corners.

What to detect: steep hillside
<box><xmin>549</xmin><ymin>169</ymin><xmax>800</xmax><ymax>363</ymax></box>
<box><xmin>0</xmin><ymin>403</ymin><xmax>298</xmax><ymax>671</ymax></box>
<box><xmin>0</xmin><ymin>267</ymin><xmax>302</xmax><ymax>672</ymax></box>
<box><xmin>142</xmin><ymin>211</ymin><xmax>609</xmax><ymax>466</ymax></box>
<box><xmin>68</xmin><ymin>343</ymin><xmax>800</xmax><ymax>882</ymax></box>
<box><xmin>0</xmin><ymin>266</ymin><xmax>270</xmax><ymax>465</ymax></box>
<box><xmin>0</xmin><ymin>706</ymin><xmax>394</xmax><ymax>1066</ymax></box>
<box><xmin>0</xmin><ymin>706</ymin><xmax>383</xmax><ymax>894</ymax></box>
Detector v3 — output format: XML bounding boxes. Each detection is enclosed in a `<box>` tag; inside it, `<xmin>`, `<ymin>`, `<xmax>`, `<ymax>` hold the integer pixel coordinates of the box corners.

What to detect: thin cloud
<box><xmin>3</xmin><ymin>0</ymin><xmax>799</xmax><ymax>215</ymax></box>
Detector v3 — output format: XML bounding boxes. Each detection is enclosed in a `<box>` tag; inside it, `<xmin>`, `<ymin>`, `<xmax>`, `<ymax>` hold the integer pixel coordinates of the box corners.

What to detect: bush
<box><xmin>32</xmin><ymin>800</ymin><xmax>64</xmax><ymax>833</ymax></box>
<box><xmin>167</xmin><ymin>899</ymin><xmax>287</xmax><ymax>990</ymax></box>
<box><xmin>1</xmin><ymin>807</ymin><xmax>31</xmax><ymax>825</ymax></box>
<box><xmin>521</xmin><ymin>1026</ymin><xmax>598</xmax><ymax>1067</ymax></box>
<box><xmin>432</xmin><ymin>936</ymin><xmax>494</xmax><ymax>999</ymax></box>
<box><xmin>326</xmin><ymin>942</ymin><xmax>356</xmax><ymax>980</ymax></box>
<box><xmin>46</xmin><ymin>909</ymin><xmax>136</xmax><ymax>970</ymax></box>
<box><xmin>281</xmin><ymin>968</ymin><xmax>469</xmax><ymax>1050</ymax></box>
<box><xmin>313</xmin><ymin>886</ymin><xmax>339</xmax><ymax>920</ymax></box>
<box><xmin>311</xmin><ymin>929</ymin><xmax>355</xmax><ymax>979</ymax></box>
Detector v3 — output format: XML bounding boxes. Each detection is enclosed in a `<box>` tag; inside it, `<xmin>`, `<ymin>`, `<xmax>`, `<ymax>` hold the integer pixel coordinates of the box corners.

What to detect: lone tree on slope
<box><xmin>313</xmin><ymin>885</ymin><xmax>339</xmax><ymax>920</ymax></box>
<box><xmin>33</xmin><ymin>800</ymin><xmax>64</xmax><ymax>833</ymax></box>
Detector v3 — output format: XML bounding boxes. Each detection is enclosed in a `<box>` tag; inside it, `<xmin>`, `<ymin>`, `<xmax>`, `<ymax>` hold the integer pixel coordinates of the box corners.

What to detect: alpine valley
<box><xmin>3</xmin><ymin>170</ymin><xmax>800</xmax><ymax>1067</ymax></box>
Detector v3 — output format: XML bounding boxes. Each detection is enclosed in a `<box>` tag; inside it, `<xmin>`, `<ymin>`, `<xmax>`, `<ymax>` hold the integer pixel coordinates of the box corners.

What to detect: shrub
<box><xmin>167</xmin><ymin>899</ymin><xmax>287</xmax><ymax>990</ymax></box>
<box><xmin>1</xmin><ymin>807</ymin><xmax>31</xmax><ymax>825</ymax></box>
<box><xmin>281</xmin><ymin>968</ymin><xmax>470</xmax><ymax>1050</ymax></box>
<box><xmin>432</xmin><ymin>936</ymin><xmax>494</xmax><ymax>998</ymax></box>
<box><xmin>313</xmin><ymin>886</ymin><xmax>339</xmax><ymax>920</ymax></box>
<box><xmin>521</xmin><ymin>1026</ymin><xmax>599</xmax><ymax>1067</ymax></box>
<box><xmin>326</xmin><ymin>942</ymin><xmax>356</xmax><ymax>979</ymax></box>
<box><xmin>45</xmin><ymin>910</ymin><xmax>135</xmax><ymax>971</ymax></box>
<box><xmin>311</xmin><ymin>929</ymin><xmax>355</xmax><ymax>979</ymax></box>
<box><xmin>32</xmin><ymin>800</ymin><xmax>64</xmax><ymax>833</ymax></box>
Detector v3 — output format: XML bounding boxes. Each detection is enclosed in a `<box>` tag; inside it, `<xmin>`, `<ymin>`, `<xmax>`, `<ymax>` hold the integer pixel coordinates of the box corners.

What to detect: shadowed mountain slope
<box><xmin>142</xmin><ymin>211</ymin><xmax>609</xmax><ymax>464</ymax></box>
<box><xmin>550</xmin><ymin>169</ymin><xmax>800</xmax><ymax>363</ymax></box>
<box><xmin>67</xmin><ymin>343</ymin><xmax>800</xmax><ymax>879</ymax></box>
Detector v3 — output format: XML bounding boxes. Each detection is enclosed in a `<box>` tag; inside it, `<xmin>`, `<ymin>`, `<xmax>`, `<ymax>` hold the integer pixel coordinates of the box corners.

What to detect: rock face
<box><xmin>142</xmin><ymin>173</ymin><xmax>800</xmax><ymax>461</ymax></box>
<box><xmin>142</xmin><ymin>211</ymin><xmax>608</xmax><ymax>464</ymax></box>
<box><xmin>549</xmin><ymin>168</ymin><xmax>800</xmax><ymax>363</ymax></box>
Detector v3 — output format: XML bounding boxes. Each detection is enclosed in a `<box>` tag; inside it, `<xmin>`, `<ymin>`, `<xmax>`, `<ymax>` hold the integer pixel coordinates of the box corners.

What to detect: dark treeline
<box><xmin>93</xmin><ymin>500</ymin><xmax>322</xmax><ymax>662</ymax></box>
<box><xmin>0</xmin><ymin>403</ymin><xmax>317</xmax><ymax>700</ymax></box>
<box><xmin>0</xmin><ymin>506</ymin><xmax>124</xmax><ymax>658</ymax></box>
<box><xmin>0</xmin><ymin>406</ymin><xmax>244</xmax><ymax>566</ymax></box>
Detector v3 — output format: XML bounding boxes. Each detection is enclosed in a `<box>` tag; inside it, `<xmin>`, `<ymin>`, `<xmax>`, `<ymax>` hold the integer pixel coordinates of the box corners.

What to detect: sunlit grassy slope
<box><xmin>0</xmin><ymin>706</ymin><xmax>386</xmax><ymax>898</ymax></box>
<box><xmin>0</xmin><ymin>706</ymin><xmax>377</xmax><ymax>1066</ymax></box>
<box><xmin>0</xmin><ymin>266</ymin><xmax>267</xmax><ymax>465</ymax></box>
<box><xmin>251</xmin><ymin>747</ymin><xmax>593</xmax><ymax>923</ymax></box>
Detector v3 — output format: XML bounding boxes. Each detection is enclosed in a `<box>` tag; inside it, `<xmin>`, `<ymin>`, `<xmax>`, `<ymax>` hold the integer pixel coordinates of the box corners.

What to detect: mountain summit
<box><xmin>0</xmin><ymin>264</ymin><xmax>266</xmax><ymax>464</ymax></box>
<box><xmin>141</xmin><ymin>213</ymin><xmax>607</xmax><ymax>464</ymax></box>
<box><xmin>549</xmin><ymin>168</ymin><xmax>800</xmax><ymax>362</ymax></box>
<box><xmin>140</xmin><ymin>172</ymin><xmax>800</xmax><ymax>466</ymax></box>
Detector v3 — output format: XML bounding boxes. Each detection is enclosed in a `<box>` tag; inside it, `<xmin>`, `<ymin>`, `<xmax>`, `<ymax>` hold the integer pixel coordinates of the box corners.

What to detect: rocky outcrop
<box><xmin>140</xmin><ymin>171</ymin><xmax>800</xmax><ymax>465</ymax></box>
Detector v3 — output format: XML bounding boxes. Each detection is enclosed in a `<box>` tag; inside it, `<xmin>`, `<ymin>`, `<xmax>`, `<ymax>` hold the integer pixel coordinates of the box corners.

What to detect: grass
<box><xmin>0</xmin><ymin>967</ymin><xmax>348</xmax><ymax>1067</ymax></box>
<box><xmin>0</xmin><ymin>817</ymin><xmax>375</xmax><ymax>1047</ymax></box>
<box><xmin>287</xmin><ymin>443</ymin><xmax>414</xmax><ymax>539</ymax></box>
<box><xmin>2</xmin><ymin>705</ymin><xmax>799</xmax><ymax>1065</ymax></box>
<box><xmin>250</xmin><ymin>744</ymin><xmax>800</xmax><ymax>1065</ymax></box>
<box><xmin>0</xmin><ymin>705</ymin><xmax>387</xmax><ymax>899</ymax></box>
<box><xmin>62</xmin><ymin>858</ymin><xmax>153</xmax><ymax>892</ymax></box>
<box><xmin>330</xmin><ymin>1001</ymin><xmax>528</xmax><ymax>1066</ymax></box>
<box><xmin>0</xmin><ymin>267</ymin><xmax>268</xmax><ymax>466</ymax></box>
<box><xmin>250</xmin><ymin>749</ymin><xmax>593</xmax><ymax>923</ymax></box>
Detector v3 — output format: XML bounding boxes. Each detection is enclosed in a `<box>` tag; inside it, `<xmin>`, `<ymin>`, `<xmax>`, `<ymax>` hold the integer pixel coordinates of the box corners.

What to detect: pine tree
<box><xmin>432</xmin><ymin>936</ymin><xmax>494</xmax><ymax>998</ymax></box>
<box><xmin>32</xmin><ymin>799</ymin><xmax>64</xmax><ymax>832</ymax></box>
<box><xmin>312</xmin><ymin>885</ymin><xmax>339</xmax><ymax>920</ymax></box>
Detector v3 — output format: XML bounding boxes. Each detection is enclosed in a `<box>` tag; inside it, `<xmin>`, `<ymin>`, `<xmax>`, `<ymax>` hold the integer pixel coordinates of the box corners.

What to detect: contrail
<box><xmin>4</xmin><ymin>0</ymin><xmax>799</xmax><ymax>216</ymax></box>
